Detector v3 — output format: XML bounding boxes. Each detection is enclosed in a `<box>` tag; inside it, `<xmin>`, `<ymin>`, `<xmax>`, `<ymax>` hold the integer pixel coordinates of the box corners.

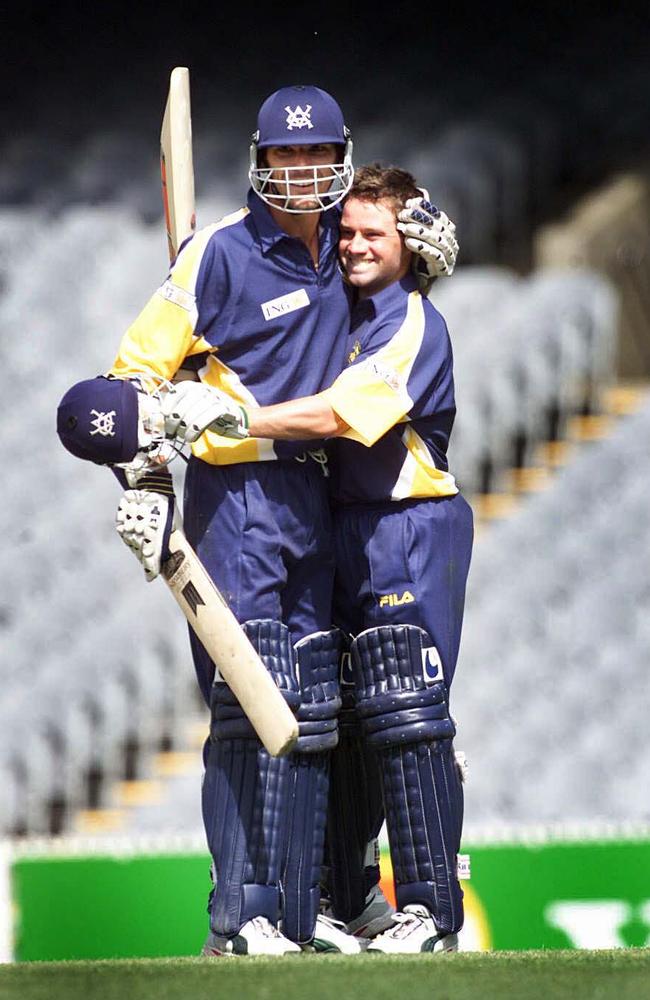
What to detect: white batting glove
<box><xmin>116</xmin><ymin>470</ymin><xmax>179</xmax><ymax>581</ymax></box>
<box><xmin>397</xmin><ymin>198</ymin><xmax>459</xmax><ymax>279</ymax></box>
<box><xmin>160</xmin><ymin>381</ymin><xmax>249</xmax><ymax>444</ymax></box>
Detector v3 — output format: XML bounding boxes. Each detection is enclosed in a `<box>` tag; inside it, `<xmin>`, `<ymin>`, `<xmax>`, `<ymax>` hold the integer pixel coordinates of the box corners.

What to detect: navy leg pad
<box><xmin>204</xmin><ymin>620</ymin><xmax>299</xmax><ymax>936</ymax></box>
<box><xmin>352</xmin><ymin>625</ymin><xmax>464</xmax><ymax>934</ymax></box>
<box><xmin>282</xmin><ymin>750</ymin><xmax>330</xmax><ymax>943</ymax></box>
<box><xmin>353</xmin><ymin>624</ymin><xmax>455</xmax><ymax>747</ymax></box>
<box><xmin>294</xmin><ymin>629</ymin><xmax>342</xmax><ymax>752</ymax></box>
<box><xmin>382</xmin><ymin>739</ymin><xmax>464</xmax><ymax>933</ymax></box>
<box><xmin>203</xmin><ymin>739</ymin><xmax>291</xmax><ymax>935</ymax></box>
<box><xmin>325</xmin><ymin>725</ymin><xmax>384</xmax><ymax>924</ymax></box>
<box><xmin>282</xmin><ymin>630</ymin><xmax>341</xmax><ymax>943</ymax></box>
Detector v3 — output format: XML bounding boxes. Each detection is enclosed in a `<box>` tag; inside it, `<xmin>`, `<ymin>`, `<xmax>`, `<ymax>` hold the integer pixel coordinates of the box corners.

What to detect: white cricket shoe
<box><xmin>366</xmin><ymin>904</ymin><xmax>458</xmax><ymax>954</ymax></box>
<box><xmin>346</xmin><ymin>884</ymin><xmax>396</xmax><ymax>941</ymax></box>
<box><xmin>303</xmin><ymin>913</ymin><xmax>363</xmax><ymax>954</ymax></box>
<box><xmin>202</xmin><ymin>916</ymin><xmax>302</xmax><ymax>956</ymax></box>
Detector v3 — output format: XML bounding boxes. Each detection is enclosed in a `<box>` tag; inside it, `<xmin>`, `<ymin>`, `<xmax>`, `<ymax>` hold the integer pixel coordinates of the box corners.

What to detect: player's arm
<box><xmin>237</xmin><ymin>305</ymin><xmax>421</xmax><ymax>445</ymax></box>
<box><xmin>246</xmin><ymin>393</ymin><xmax>349</xmax><ymax>440</ymax></box>
<box><xmin>245</xmin><ymin>294</ymin><xmax>444</xmax><ymax>447</ymax></box>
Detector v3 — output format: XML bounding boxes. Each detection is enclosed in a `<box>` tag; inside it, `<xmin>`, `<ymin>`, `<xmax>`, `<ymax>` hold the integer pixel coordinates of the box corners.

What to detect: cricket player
<box><xmin>57</xmin><ymin>87</ymin><xmax>458</xmax><ymax>955</ymax></box>
<box><xmin>208</xmin><ymin>164</ymin><xmax>474</xmax><ymax>952</ymax></box>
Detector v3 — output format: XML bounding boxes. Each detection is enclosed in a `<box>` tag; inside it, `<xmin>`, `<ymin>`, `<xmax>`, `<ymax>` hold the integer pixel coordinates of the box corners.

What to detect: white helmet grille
<box><xmin>249</xmin><ymin>140</ymin><xmax>354</xmax><ymax>214</ymax></box>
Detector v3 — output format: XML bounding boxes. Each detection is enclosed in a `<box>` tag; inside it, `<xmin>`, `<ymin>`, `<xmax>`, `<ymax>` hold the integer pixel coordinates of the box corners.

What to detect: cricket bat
<box><xmin>159</xmin><ymin>67</ymin><xmax>298</xmax><ymax>757</ymax></box>
<box><xmin>160</xmin><ymin>67</ymin><xmax>196</xmax><ymax>260</ymax></box>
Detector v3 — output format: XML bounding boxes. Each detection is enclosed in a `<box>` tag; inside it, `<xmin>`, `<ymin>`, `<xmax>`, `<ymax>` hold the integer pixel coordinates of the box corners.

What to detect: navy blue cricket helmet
<box><xmin>249</xmin><ymin>84</ymin><xmax>354</xmax><ymax>213</ymax></box>
<box><xmin>57</xmin><ymin>376</ymin><xmax>139</xmax><ymax>465</ymax></box>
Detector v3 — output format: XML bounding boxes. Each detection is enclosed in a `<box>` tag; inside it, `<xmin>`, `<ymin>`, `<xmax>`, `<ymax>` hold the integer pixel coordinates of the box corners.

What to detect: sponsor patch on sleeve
<box><xmin>158</xmin><ymin>280</ymin><xmax>197</xmax><ymax>312</ymax></box>
<box><xmin>365</xmin><ymin>358</ymin><xmax>403</xmax><ymax>393</ymax></box>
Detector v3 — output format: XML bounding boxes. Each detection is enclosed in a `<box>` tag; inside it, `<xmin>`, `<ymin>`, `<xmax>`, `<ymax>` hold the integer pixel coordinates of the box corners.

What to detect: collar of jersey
<box><xmin>353</xmin><ymin>272</ymin><xmax>420</xmax><ymax>318</ymax></box>
<box><xmin>247</xmin><ymin>188</ymin><xmax>341</xmax><ymax>256</ymax></box>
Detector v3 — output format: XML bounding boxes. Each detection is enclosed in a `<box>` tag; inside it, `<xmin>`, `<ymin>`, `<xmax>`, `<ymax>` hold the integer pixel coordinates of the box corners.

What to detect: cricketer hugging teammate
<box><xmin>57</xmin><ymin>79</ymin><xmax>472</xmax><ymax>956</ymax></box>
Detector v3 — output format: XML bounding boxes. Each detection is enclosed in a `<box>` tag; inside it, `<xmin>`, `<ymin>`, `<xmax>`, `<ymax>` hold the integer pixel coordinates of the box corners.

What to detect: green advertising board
<box><xmin>3</xmin><ymin>825</ymin><xmax>650</xmax><ymax>961</ymax></box>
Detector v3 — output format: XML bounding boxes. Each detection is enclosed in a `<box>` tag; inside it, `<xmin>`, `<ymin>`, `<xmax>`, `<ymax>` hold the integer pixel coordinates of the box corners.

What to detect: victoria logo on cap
<box><xmin>89</xmin><ymin>409</ymin><xmax>117</xmax><ymax>438</ymax></box>
<box><xmin>285</xmin><ymin>105</ymin><xmax>313</xmax><ymax>130</ymax></box>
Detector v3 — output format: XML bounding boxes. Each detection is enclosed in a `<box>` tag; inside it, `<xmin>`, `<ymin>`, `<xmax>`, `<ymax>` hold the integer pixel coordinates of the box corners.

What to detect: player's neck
<box><xmin>269</xmin><ymin>207</ymin><xmax>321</xmax><ymax>268</ymax></box>
<box><xmin>356</xmin><ymin>262</ymin><xmax>412</xmax><ymax>300</ymax></box>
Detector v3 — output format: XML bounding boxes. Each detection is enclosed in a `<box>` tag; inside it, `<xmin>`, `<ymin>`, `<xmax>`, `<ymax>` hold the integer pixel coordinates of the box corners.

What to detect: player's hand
<box><xmin>397</xmin><ymin>198</ymin><xmax>459</xmax><ymax>279</ymax></box>
<box><xmin>116</xmin><ymin>486</ymin><xmax>179</xmax><ymax>582</ymax></box>
<box><xmin>160</xmin><ymin>381</ymin><xmax>249</xmax><ymax>444</ymax></box>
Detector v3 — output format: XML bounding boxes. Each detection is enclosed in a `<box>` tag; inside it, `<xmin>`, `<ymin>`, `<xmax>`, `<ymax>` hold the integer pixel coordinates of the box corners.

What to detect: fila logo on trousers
<box><xmin>378</xmin><ymin>591</ymin><xmax>415</xmax><ymax>607</ymax></box>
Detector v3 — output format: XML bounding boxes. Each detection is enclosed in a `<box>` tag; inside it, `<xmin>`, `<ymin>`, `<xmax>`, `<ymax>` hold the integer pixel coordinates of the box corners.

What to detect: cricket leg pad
<box><xmin>204</xmin><ymin>619</ymin><xmax>300</xmax><ymax>937</ymax></box>
<box><xmin>352</xmin><ymin>624</ymin><xmax>464</xmax><ymax>935</ymax></box>
<box><xmin>324</xmin><ymin>725</ymin><xmax>385</xmax><ymax>922</ymax></box>
<box><xmin>283</xmin><ymin>630</ymin><xmax>342</xmax><ymax>944</ymax></box>
<box><xmin>321</xmin><ymin>633</ymin><xmax>385</xmax><ymax>927</ymax></box>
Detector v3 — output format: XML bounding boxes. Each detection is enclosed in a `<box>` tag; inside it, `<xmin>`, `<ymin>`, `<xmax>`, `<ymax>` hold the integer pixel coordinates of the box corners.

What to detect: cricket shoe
<box><xmin>366</xmin><ymin>904</ymin><xmax>458</xmax><ymax>954</ymax></box>
<box><xmin>346</xmin><ymin>884</ymin><xmax>396</xmax><ymax>941</ymax></box>
<box><xmin>202</xmin><ymin>916</ymin><xmax>302</xmax><ymax>956</ymax></box>
<box><xmin>302</xmin><ymin>914</ymin><xmax>363</xmax><ymax>954</ymax></box>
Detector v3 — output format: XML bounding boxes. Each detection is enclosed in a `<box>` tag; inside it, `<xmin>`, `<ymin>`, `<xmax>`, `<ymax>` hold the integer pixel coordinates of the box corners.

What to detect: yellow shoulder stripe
<box><xmin>170</xmin><ymin>209</ymin><xmax>249</xmax><ymax>293</ymax></box>
<box><xmin>109</xmin><ymin>209</ymin><xmax>249</xmax><ymax>383</ymax></box>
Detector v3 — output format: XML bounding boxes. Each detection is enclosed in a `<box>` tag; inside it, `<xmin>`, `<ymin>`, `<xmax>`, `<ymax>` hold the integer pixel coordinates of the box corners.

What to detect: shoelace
<box><xmin>316</xmin><ymin>913</ymin><xmax>347</xmax><ymax>933</ymax></box>
<box><xmin>249</xmin><ymin>916</ymin><xmax>284</xmax><ymax>938</ymax></box>
<box><xmin>381</xmin><ymin>908</ymin><xmax>432</xmax><ymax>940</ymax></box>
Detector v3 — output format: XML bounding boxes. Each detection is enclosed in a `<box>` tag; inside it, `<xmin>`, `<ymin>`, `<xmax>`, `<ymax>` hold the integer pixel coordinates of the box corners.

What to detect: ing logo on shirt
<box><xmin>378</xmin><ymin>591</ymin><xmax>415</xmax><ymax>608</ymax></box>
<box><xmin>348</xmin><ymin>340</ymin><xmax>361</xmax><ymax>365</ymax></box>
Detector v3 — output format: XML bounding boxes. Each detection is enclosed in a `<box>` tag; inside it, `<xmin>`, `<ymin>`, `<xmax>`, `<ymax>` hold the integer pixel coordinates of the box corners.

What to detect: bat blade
<box><xmin>163</xmin><ymin>530</ymin><xmax>299</xmax><ymax>757</ymax></box>
<box><xmin>161</xmin><ymin>66</ymin><xmax>196</xmax><ymax>260</ymax></box>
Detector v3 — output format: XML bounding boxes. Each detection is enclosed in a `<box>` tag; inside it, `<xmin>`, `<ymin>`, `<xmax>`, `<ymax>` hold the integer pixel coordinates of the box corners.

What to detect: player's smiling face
<box><xmin>339</xmin><ymin>198</ymin><xmax>412</xmax><ymax>298</ymax></box>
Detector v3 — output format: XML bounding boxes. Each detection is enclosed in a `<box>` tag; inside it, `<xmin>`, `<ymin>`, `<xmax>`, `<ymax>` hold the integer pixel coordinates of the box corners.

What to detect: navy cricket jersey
<box><xmin>325</xmin><ymin>274</ymin><xmax>459</xmax><ymax>502</ymax></box>
<box><xmin>110</xmin><ymin>190</ymin><xmax>350</xmax><ymax>464</ymax></box>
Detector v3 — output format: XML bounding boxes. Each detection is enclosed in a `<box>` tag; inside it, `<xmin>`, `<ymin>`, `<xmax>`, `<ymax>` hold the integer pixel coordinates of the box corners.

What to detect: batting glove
<box><xmin>160</xmin><ymin>381</ymin><xmax>249</xmax><ymax>444</ymax></box>
<box><xmin>116</xmin><ymin>469</ymin><xmax>178</xmax><ymax>581</ymax></box>
<box><xmin>397</xmin><ymin>198</ymin><xmax>459</xmax><ymax>280</ymax></box>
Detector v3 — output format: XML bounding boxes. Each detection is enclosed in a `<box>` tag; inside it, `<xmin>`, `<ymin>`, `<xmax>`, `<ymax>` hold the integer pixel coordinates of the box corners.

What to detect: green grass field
<box><xmin>1</xmin><ymin>950</ymin><xmax>649</xmax><ymax>1000</ymax></box>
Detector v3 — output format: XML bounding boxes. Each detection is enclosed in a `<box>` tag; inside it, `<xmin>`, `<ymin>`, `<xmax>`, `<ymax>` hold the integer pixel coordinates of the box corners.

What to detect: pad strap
<box><xmin>338</xmin><ymin>633</ymin><xmax>359</xmax><ymax>736</ymax></box>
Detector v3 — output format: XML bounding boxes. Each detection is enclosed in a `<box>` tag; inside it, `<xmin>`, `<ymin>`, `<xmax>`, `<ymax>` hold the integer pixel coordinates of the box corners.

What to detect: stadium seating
<box><xmin>0</xmin><ymin>189</ymin><xmax>625</xmax><ymax>835</ymax></box>
<box><xmin>430</xmin><ymin>268</ymin><xmax>618</xmax><ymax>493</ymax></box>
<box><xmin>453</xmin><ymin>397</ymin><xmax>650</xmax><ymax>824</ymax></box>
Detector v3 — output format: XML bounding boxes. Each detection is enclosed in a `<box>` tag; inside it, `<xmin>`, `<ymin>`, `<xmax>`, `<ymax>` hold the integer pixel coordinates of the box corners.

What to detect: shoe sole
<box><xmin>368</xmin><ymin>935</ymin><xmax>459</xmax><ymax>955</ymax></box>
